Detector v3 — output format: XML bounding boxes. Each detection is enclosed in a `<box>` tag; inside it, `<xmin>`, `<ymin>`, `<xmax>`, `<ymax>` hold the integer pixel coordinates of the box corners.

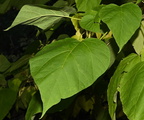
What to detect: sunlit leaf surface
<box><xmin>30</xmin><ymin>38</ymin><xmax>110</xmax><ymax>116</ymax></box>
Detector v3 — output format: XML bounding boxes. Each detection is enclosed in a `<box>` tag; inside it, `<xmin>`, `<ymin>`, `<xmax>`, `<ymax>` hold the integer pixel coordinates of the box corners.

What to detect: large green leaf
<box><xmin>7</xmin><ymin>5</ymin><xmax>76</xmax><ymax>30</ymax></box>
<box><xmin>99</xmin><ymin>3</ymin><xmax>142</xmax><ymax>50</ymax></box>
<box><xmin>120</xmin><ymin>61</ymin><xmax>144</xmax><ymax>120</ymax></box>
<box><xmin>75</xmin><ymin>0</ymin><xmax>101</xmax><ymax>12</ymax></box>
<box><xmin>29</xmin><ymin>38</ymin><xmax>110</xmax><ymax>117</ymax></box>
<box><xmin>107</xmin><ymin>53</ymin><xmax>141</xmax><ymax>119</ymax></box>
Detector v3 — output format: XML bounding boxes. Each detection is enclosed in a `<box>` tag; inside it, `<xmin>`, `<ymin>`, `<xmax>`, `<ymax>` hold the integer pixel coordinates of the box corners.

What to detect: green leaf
<box><xmin>80</xmin><ymin>14</ymin><xmax>101</xmax><ymax>32</ymax></box>
<box><xmin>0</xmin><ymin>55</ymin><xmax>11</xmax><ymax>72</ymax></box>
<box><xmin>53</xmin><ymin>0</ymin><xmax>68</xmax><ymax>7</ymax></box>
<box><xmin>75</xmin><ymin>0</ymin><xmax>101</xmax><ymax>12</ymax></box>
<box><xmin>132</xmin><ymin>21</ymin><xmax>144</xmax><ymax>54</ymax></box>
<box><xmin>29</xmin><ymin>38</ymin><xmax>110</xmax><ymax>117</ymax></box>
<box><xmin>0</xmin><ymin>88</ymin><xmax>17</xmax><ymax>120</ymax></box>
<box><xmin>99</xmin><ymin>3</ymin><xmax>142</xmax><ymax>50</ymax></box>
<box><xmin>107</xmin><ymin>53</ymin><xmax>141</xmax><ymax>119</ymax></box>
<box><xmin>6</xmin><ymin>5</ymin><xmax>76</xmax><ymax>30</ymax></box>
<box><xmin>25</xmin><ymin>92</ymin><xmax>42</xmax><ymax>120</ymax></box>
<box><xmin>8</xmin><ymin>78</ymin><xmax>22</xmax><ymax>91</ymax></box>
<box><xmin>119</xmin><ymin>61</ymin><xmax>144</xmax><ymax>120</ymax></box>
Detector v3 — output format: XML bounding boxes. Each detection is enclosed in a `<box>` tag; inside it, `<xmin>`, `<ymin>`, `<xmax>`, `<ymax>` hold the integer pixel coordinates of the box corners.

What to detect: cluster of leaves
<box><xmin>0</xmin><ymin>0</ymin><xmax>144</xmax><ymax>120</ymax></box>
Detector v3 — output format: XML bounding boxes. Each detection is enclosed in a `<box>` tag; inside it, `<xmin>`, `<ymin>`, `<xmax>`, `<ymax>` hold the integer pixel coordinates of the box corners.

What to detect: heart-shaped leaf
<box><xmin>80</xmin><ymin>14</ymin><xmax>101</xmax><ymax>32</ymax></box>
<box><xmin>99</xmin><ymin>3</ymin><xmax>142</xmax><ymax>50</ymax></box>
<box><xmin>107</xmin><ymin>53</ymin><xmax>141</xmax><ymax>119</ymax></box>
<box><xmin>29</xmin><ymin>38</ymin><xmax>110</xmax><ymax>117</ymax></box>
<box><xmin>120</xmin><ymin>61</ymin><xmax>144</xmax><ymax>120</ymax></box>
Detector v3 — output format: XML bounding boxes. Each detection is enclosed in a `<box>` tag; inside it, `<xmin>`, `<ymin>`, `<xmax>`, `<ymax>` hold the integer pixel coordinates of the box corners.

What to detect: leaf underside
<box><xmin>7</xmin><ymin>5</ymin><xmax>75</xmax><ymax>30</ymax></box>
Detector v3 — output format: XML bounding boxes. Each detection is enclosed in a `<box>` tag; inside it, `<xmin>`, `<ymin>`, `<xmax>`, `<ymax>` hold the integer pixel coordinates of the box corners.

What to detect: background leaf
<box><xmin>107</xmin><ymin>53</ymin><xmax>141</xmax><ymax>119</ymax></box>
<box><xmin>80</xmin><ymin>14</ymin><xmax>101</xmax><ymax>32</ymax></box>
<box><xmin>75</xmin><ymin>0</ymin><xmax>101</xmax><ymax>12</ymax></box>
<box><xmin>99</xmin><ymin>3</ymin><xmax>142</xmax><ymax>50</ymax></box>
<box><xmin>7</xmin><ymin>5</ymin><xmax>76</xmax><ymax>30</ymax></box>
<box><xmin>132</xmin><ymin>21</ymin><xmax>144</xmax><ymax>54</ymax></box>
<box><xmin>0</xmin><ymin>0</ymin><xmax>50</xmax><ymax>14</ymax></box>
<box><xmin>0</xmin><ymin>74</ymin><xmax>7</xmax><ymax>87</ymax></box>
<box><xmin>0</xmin><ymin>0</ymin><xmax>11</xmax><ymax>14</ymax></box>
<box><xmin>120</xmin><ymin>62</ymin><xmax>144</xmax><ymax>120</ymax></box>
<box><xmin>136</xmin><ymin>0</ymin><xmax>142</xmax><ymax>4</ymax></box>
<box><xmin>29</xmin><ymin>38</ymin><xmax>110</xmax><ymax>117</ymax></box>
<box><xmin>0</xmin><ymin>55</ymin><xmax>11</xmax><ymax>72</ymax></box>
<box><xmin>53</xmin><ymin>0</ymin><xmax>68</xmax><ymax>7</ymax></box>
<box><xmin>0</xmin><ymin>88</ymin><xmax>17</xmax><ymax>120</ymax></box>
<box><xmin>25</xmin><ymin>92</ymin><xmax>42</xmax><ymax>120</ymax></box>
<box><xmin>8</xmin><ymin>55</ymin><xmax>31</xmax><ymax>72</ymax></box>
<box><xmin>11</xmin><ymin>0</ymin><xmax>50</xmax><ymax>9</ymax></box>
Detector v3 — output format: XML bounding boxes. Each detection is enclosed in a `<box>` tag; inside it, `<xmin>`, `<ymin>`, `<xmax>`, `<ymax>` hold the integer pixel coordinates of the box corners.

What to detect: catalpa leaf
<box><xmin>99</xmin><ymin>3</ymin><xmax>142</xmax><ymax>50</ymax></box>
<box><xmin>75</xmin><ymin>0</ymin><xmax>101</xmax><ymax>12</ymax></box>
<box><xmin>120</xmin><ymin>61</ymin><xmax>144</xmax><ymax>120</ymax></box>
<box><xmin>107</xmin><ymin>53</ymin><xmax>141</xmax><ymax>119</ymax></box>
<box><xmin>132</xmin><ymin>21</ymin><xmax>144</xmax><ymax>54</ymax></box>
<box><xmin>80</xmin><ymin>14</ymin><xmax>101</xmax><ymax>32</ymax></box>
<box><xmin>6</xmin><ymin>5</ymin><xmax>76</xmax><ymax>30</ymax></box>
<box><xmin>29</xmin><ymin>38</ymin><xmax>110</xmax><ymax>117</ymax></box>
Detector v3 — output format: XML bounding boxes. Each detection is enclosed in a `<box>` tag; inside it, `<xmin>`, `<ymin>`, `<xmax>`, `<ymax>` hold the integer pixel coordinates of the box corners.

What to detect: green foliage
<box><xmin>120</xmin><ymin>61</ymin><xmax>144</xmax><ymax>120</ymax></box>
<box><xmin>132</xmin><ymin>21</ymin><xmax>144</xmax><ymax>54</ymax></box>
<box><xmin>80</xmin><ymin>14</ymin><xmax>101</xmax><ymax>32</ymax></box>
<box><xmin>75</xmin><ymin>0</ymin><xmax>101</xmax><ymax>12</ymax></box>
<box><xmin>0</xmin><ymin>0</ymin><xmax>144</xmax><ymax>120</ymax></box>
<box><xmin>107</xmin><ymin>53</ymin><xmax>141</xmax><ymax>119</ymax></box>
<box><xmin>99</xmin><ymin>3</ymin><xmax>142</xmax><ymax>50</ymax></box>
<box><xmin>25</xmin><ymin>92</ymin><xmax>42</xmax><ymax>120</ymax></box>
<box><xmin>0</xmin><ymin>88</ymin><xmax>17</xmax><ymax>120</ymax></box>
<box><xmin>7</xmin><ymin>5</ymin><xmax>76</xmax><ymax>30</ymax></box>
<box><xmin>0</xmin><ymin>55</ymin><xmax>11</xmax><ymax>72</ymax></box>
<box><xmin>29</xmin><ymin>38</ymin><xmax>110</xmax><ymax>116</ymax></box>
